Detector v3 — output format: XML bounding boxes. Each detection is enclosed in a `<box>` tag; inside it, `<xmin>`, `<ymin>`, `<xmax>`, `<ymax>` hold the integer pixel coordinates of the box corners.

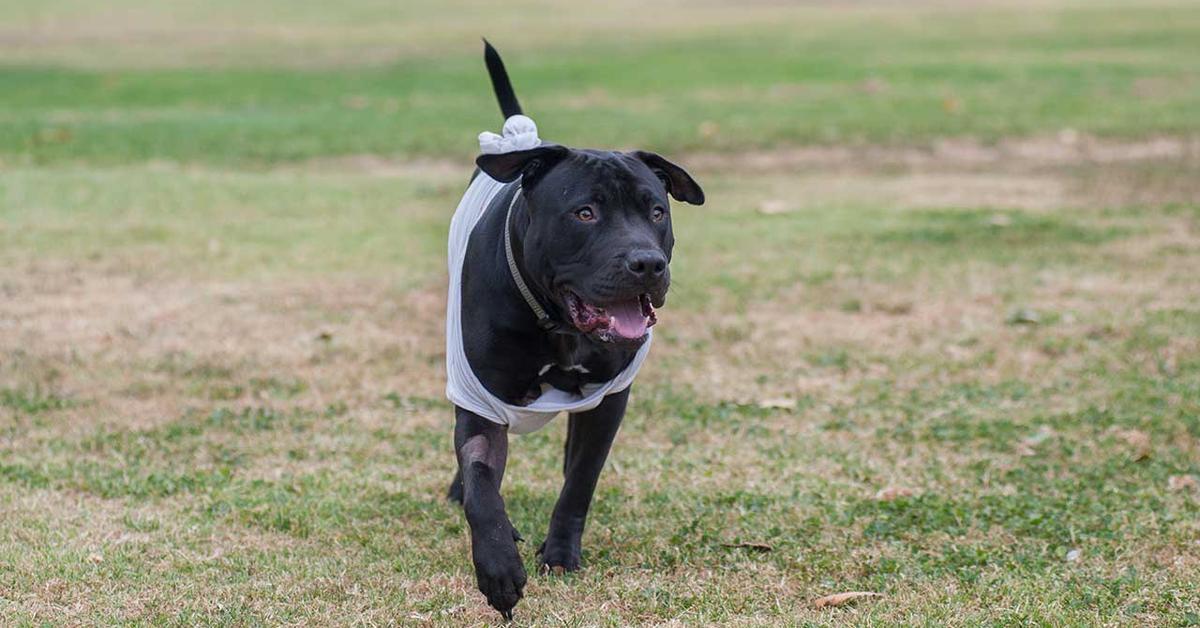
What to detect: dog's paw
<box><xmin>472</xmin><ymin>534</ymin><xmax>526</xmax><ymax>618</ymax></box>
<box><xmin>537</xmin><ymin>535</ymin><xmax>582</xmax><ymax>574</ymax></box>
<box><xmin>474</xmin><ymin>557</ymin><xmax>526</xmax><ymax>618</ymax></box>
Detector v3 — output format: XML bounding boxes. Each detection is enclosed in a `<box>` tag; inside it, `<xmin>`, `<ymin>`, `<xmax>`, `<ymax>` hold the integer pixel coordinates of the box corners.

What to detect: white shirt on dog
<box><xmin>444</xmin><ymin>117</ymin><xmax>652</xmax><ymax>434</ymax></box>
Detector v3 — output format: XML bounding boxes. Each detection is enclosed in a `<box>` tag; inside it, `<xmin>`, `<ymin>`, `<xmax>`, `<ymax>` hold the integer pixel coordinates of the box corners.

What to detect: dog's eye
<box><xmin>651</xmin><ymin>206</ymin><xmax>666</xmax><ymax>222</ymax></box>
<box><xmin>574</xmin><ymin>206</ymin><xmax>596</xmax><ymax>222</ymax></box>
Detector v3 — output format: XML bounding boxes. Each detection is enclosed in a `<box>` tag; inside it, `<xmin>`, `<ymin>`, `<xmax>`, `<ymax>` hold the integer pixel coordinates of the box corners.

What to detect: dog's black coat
<box><xmin>448</xmin><ymin>41</ymin><xmax>703</xmax><ymax>619</ymax></box>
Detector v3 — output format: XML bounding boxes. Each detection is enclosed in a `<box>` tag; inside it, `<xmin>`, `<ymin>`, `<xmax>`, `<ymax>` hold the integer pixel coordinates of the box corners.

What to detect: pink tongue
<box><xmin>606</xmin><ymin>299</ymin><xmax>648</xmax><ymax>339</ymax></box>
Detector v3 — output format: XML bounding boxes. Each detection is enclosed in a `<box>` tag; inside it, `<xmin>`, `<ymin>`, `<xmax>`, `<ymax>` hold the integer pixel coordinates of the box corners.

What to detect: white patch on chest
<box><xmin>539</xmin><ymin>362</ymin><xmax>592</xmax><ymax>375</ymax></box>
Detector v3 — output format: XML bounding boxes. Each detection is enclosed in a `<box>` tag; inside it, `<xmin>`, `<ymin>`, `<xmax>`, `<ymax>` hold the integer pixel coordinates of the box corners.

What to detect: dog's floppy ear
<box><xmin>476</xmin><ymin>144</ymin><xmax>570</xmax><ymax>185</ymax></box>
<box><xmin>630</xmin><ymin>151</ymin><xmax>705</xmax><ymax>205</ymax></box>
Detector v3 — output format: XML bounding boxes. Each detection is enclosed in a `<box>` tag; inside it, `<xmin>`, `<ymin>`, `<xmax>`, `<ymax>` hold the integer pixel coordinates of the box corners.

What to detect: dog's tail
<box><xmin>483</xmin><ymin>39</ymin><xmax>523</xmax><ymax>119</ymax></box>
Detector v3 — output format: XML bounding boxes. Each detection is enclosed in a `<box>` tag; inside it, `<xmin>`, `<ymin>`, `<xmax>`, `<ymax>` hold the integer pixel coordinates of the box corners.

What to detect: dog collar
<box><xmin>504</xmin><ymin>187</ymin><xmax>561</xmax><ymax>332</ymax></box>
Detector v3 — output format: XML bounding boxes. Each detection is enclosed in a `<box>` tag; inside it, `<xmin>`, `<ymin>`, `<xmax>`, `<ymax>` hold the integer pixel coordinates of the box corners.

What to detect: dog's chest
<box><xmin>516</xmin><ymin>334</ymin><xmax>633</xmax><ymax>404</ymax></box>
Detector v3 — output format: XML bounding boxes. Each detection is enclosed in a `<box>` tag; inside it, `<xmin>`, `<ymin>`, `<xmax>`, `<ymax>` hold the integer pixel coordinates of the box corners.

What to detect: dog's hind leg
<box><xmin>446</xmin><ymin>467</ymin><xmax>464</xmax><ymax>504</ymax></box>
<box><xmin>454</xmin><ymin>407</ymin><xmax>526</xmax><ymax>619</ymax></box>
<box><xmin>539</xmin><ymin>386</ymin><xmax>629</xmax><ymax>573</ymax></box>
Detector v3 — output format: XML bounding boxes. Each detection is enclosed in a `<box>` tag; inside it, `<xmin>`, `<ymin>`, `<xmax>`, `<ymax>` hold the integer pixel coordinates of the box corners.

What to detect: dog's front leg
<box><xmin>454</xmin><ymin>407</ymin><xmax>525</xmax><ymax>619</ymax></box>
<box><xmin>539</xmin><ymin>387</ymin><xmax>629</xmax><ymax>573</ymax></box>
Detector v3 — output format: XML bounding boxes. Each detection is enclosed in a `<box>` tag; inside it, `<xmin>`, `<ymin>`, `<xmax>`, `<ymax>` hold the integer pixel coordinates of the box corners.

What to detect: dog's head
<box><xmin>478</xmin><ymin>146</ymin><xmax>704</xmax><ymax>345</ymax></box>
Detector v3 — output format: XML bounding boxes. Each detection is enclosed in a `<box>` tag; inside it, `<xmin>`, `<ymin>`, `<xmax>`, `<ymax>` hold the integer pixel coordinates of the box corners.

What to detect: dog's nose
<box><xmin>625</xmin><ymin>250</ymin><xmax>667</xmax><ymax>280</ymax></box>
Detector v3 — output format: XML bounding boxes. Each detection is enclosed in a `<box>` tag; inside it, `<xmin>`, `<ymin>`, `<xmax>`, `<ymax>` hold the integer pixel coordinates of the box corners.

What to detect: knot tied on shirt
<box><xmin>478</xmin><ymin>115</ymin><xmax>540</xmax><ymax>154</ymax></box>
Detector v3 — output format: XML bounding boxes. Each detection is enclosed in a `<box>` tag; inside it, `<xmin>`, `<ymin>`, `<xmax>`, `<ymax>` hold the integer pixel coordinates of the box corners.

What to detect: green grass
<box><xmin>3</xmin><ymin>1</ymin><xmax>1200</xmax><ymax>165</ymax></box>
<box><xmin>0</xmin><ymin>387</ymin><xmax>72</xmax><ymax>414</ymax></box>
<box><xmin>2</xmin><ymin>0</ymin><xmax>1199</xmax><ymax>625</ymax></box>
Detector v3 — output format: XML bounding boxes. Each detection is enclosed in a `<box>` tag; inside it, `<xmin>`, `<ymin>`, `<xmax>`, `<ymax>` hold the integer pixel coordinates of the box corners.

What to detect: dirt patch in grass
<box><xmin>686</xmin><ymin>135</ymin><xmax>1200</xmax><ymax>172</ymax></box>
<box><xmin>278</xmin><ymin>134</ymin><xmax>1200</xmax><ymax>214</ymax></box>
<box><xmin>745</xmin><ymin>171</ymin><xmax>1076</xmax><ymax>213</ymax></box>
<box><xmin>653</xmin><ymin>216</ymin><xmax>1200</xmax><ymax>406</ymax></box>
<box><xmin>289</xmin><ymin>155</ymin><xmax>467</xmax><ymax>180</ymax></box>
<box><xmin>691</xmin><ymin>135</ymin><xmax>1200</xmax><ymax>208</ymax></box>
<box><xmin>0</xmin><ymin>263</ymin><xmax>447</xmax><ymax>435</ymax></box>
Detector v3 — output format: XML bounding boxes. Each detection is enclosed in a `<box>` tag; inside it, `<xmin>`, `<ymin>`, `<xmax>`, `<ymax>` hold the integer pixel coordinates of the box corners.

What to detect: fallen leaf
<box><xmin>875</xmin><ymin>301</ymin><xmax>913</xmax><ymax>316</ymax></box>
<box><xmin>721</xmin><ymin>541</ymin><xmax>773</xmax><ymax>552</ymax></box>
<box><xmin>758</xmin><ymin>199</ymin><xmax>791</xmax><ymax>215</ymax></box>
<box><xmin>87</xmin><ymin>553</ymin><xmax>103</xmax><ymax>564</ymax></box>
<box><xmin>1168</xmin><ymin>475</ymin><xmax>1198</xmax><ymax>491</ymax></box>
<box><xmin>757</xmin><ymin>397</ymin><xmax>796</xmax><ymax>410</ymax></box>
<box><xmin>1112</xmin><ymin>428</ymin><xmax>1152</xmax><ymax>460</ymax></box>
<box><xmin>1006</xmin><ymin>308</ymin><xmax>1041</xmax><ymax>326</ymax></box>
<box><xmin>812</xmin><ymin>591</ymin><xmax>882</xmax><ymax>609</ymax></box>
<box><xmin>874</xmin><ymin>487</ymin><xmax>914</xmax><ymax>501</ymax></box>
<box><xmin>41</xmin><ymin>578</ymin><xmax>68</xmax><ymax>600</ymax></box>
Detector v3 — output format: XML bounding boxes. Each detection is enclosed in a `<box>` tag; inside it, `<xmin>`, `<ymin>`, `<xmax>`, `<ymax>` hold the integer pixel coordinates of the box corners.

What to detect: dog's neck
<box><xmin>503</xmin><ymin>190</ymin><xmax>562</xmax><ymax>332</ymax></box>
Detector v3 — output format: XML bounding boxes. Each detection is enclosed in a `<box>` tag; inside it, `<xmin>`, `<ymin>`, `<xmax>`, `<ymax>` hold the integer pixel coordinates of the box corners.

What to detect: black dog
<box><xmin>446</xmin><ymin>41</ymin><xmax>704</xmax><ymax>619</ymax></box>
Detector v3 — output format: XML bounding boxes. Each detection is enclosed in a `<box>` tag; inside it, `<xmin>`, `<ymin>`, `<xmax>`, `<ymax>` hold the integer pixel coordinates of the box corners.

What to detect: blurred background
<box><xmin>2</xmin><ymin>1</ymin><xmax>1198</xmax><ymax>624</ymax></box>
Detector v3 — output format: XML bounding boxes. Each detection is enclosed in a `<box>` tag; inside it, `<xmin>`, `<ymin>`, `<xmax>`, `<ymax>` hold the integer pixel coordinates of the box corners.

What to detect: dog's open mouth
<box><xmin>563</xmin><ymin>291</ymin><xmax>657</xmax><ymax>342</ymax></box>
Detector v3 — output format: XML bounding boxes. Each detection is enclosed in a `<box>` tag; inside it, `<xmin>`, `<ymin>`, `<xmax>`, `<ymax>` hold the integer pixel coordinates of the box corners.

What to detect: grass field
<box><xmin>2</xmin><ymin>1</ymin><xmax>1200</xmax><ymax>625</ymax></box>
